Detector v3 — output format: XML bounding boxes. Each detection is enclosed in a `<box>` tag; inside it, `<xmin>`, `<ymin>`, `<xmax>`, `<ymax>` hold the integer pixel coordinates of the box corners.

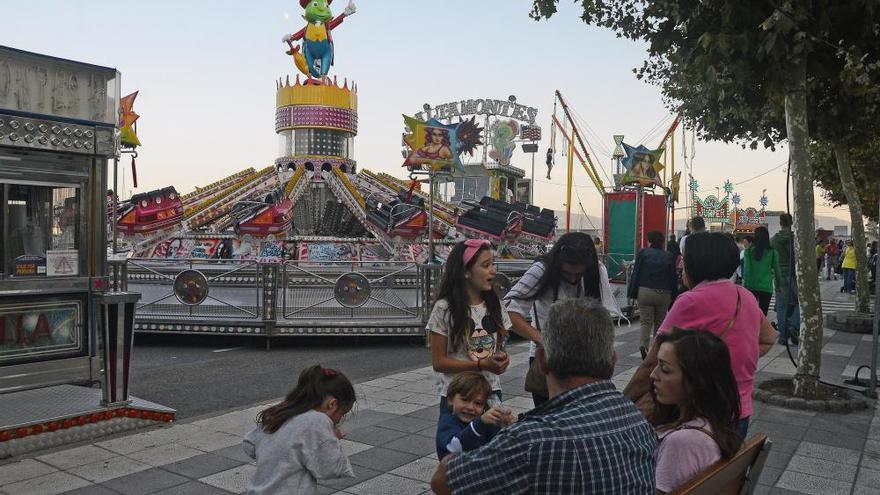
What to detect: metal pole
<box><xmin>869</xmin><ymin>184</ymin><xmax>880</xmax><ymax>398</ymax></box>
<box><xmin>428</xmin><ymin>170</ymin><xmax>435</xmax><ymax>263</ymax></box>
<box><xmin>670</xmin><ymin>131</ymin><xmax>675</xmax><ymax>237</ymax></box>
<box><xmin>530</xmin><ymin>151</ymin><xmax>535</xmax><ymax>205</ymax></box>
<box><xmin>112</xmin><ymin>157</ymin><xmax>118</xmax><ymax>253</ymax></box>
<box><xmin>566</xmin><ymin>138</ymin><xmax>574</xmax><ymax>232</ymax></box>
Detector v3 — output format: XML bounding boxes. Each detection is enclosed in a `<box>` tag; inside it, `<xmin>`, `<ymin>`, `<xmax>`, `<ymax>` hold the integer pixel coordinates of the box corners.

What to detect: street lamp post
<box><xmin>522</xmin><ymin>143</ymin><xmax>539</xmax><ymax>204</ymax></box>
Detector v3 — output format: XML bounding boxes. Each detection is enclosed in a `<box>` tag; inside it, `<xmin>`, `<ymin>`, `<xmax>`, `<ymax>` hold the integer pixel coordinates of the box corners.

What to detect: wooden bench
<box><xmin>670</xmin><ymin>433</ymin><xmax>772</xmax><ymax>495</ymax></box>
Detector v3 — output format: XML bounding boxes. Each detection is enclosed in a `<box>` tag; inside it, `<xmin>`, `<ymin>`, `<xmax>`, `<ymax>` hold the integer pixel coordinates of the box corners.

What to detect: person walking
<box><xmin>771</xmin><ymin>213</ymin><xmax>799</xmax><ymax>344</ymax></box>
<box><xmin>628</xmin><ymin>231</ymin><xmax>677</xmax><ymax>353</ymax></box>
<box><xmin>815</xmin><ymin>240</ymin><xmax>826</xmax><ymax>274</ymax></box>
<box><xmin>825</xmin><ymin>239</ymin><xmax>840</xmax><ymax>280</ymax></box>
<box><xmin>841</xmin><ymin>239</ymin><xmax>857</xmax><ymax>294</ymax></box>
<box><xmin>742</xmin><ymin>226</ymin><xmax>782</xmax><ymax>315</ymax></box>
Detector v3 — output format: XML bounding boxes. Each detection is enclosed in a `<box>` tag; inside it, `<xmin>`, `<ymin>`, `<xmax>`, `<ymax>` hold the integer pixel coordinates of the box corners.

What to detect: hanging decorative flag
<box><xmin>119</xmin><ymin>91</ymin><xmax>141</xmax><ymax>187</ymax></box>
<box><xmin>620</xmin><ymin>142</ymin><xmax>664</xmax><ymax>187</ymax></box>
<box><xmin>671</xmin><ymin>171</ymin><xmax>682</xmax><ymax>203</ymax></box>
<box><xmin>119</xmin><ymin>91</ymin><xmax>141</xmax><ymax>148</ymax></box>
<box><xmin>402</xmin><ymin>115</ymin><xmax>482</xmax><ymax>172</ymax></box>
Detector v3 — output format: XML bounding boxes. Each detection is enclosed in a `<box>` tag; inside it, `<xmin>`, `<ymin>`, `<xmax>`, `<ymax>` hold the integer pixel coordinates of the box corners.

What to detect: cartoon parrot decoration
<box><xmin>282</xmin><ymin>0</ymin><xmax>357</xmax><ymax>80</ymax></box>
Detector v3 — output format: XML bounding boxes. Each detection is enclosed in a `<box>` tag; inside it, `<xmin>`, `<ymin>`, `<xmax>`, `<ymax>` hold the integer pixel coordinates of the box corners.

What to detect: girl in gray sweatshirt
<box><xmin>244</xmin><ymin>365</ymin><xmax>356</xmax><ymax>494</ymax></box>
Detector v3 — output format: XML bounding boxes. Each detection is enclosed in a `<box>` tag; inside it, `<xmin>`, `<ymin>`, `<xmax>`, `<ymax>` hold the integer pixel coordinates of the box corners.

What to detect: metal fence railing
<box><xmin>126</xmin><ymin>258</ymin><xmax>261</xmax><ymax>320</ymax></box>
<box><xmin>111</xmin><ymin>256</ymin><xmax>603</xmax><ymax>334</ymax></box>
<box><xmin>281</xmin><ymin>260</ymin><xmax>423</xmax><ymax>321</ymax></box>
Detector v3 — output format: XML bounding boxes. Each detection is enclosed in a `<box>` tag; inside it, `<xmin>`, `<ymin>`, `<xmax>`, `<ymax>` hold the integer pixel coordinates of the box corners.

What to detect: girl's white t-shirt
<box><xmin>426</xmin><ymin>299</ymin><xmax>513</xmax><ymax>396</ymax></box>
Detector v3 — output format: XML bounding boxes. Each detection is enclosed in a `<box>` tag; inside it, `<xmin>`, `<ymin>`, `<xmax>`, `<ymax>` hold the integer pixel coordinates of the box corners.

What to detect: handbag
<box><xmin>524</xmin><ymin>302</ymin><xmax>549</xmax><ymax>397</ymax></box>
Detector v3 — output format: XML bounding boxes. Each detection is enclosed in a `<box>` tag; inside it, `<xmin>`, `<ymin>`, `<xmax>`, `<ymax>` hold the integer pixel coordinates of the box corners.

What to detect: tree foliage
<box><xmin>530</xmin><ymin>1</ymin><xmax>880</xmax><ymax>151</ymax></box>
<box><xmin>811</xmin><ymin>140</ymin><xmax>880</xmax><ymax>222</ymax></box>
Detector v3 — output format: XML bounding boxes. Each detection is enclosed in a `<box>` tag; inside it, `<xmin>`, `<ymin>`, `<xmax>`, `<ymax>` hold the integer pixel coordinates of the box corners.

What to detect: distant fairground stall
<box><xmin>689</xmin><ymin>177</ymin><xmax>769</xmax><ymax>234</ymax></box>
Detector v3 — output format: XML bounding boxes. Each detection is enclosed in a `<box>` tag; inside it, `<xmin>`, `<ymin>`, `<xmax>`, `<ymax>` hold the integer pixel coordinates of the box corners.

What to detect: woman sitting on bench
<box><xmin>651</xmin><ymin>328</ymin><xmax>743</xmax><ymax>494</ymax></box>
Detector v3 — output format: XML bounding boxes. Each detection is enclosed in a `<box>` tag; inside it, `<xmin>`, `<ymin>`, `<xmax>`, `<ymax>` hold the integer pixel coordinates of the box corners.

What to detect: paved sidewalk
<box><xmin>1</xmin><ymin>279</ymin><xmax>878</xmax><ymax>495</ymax></box>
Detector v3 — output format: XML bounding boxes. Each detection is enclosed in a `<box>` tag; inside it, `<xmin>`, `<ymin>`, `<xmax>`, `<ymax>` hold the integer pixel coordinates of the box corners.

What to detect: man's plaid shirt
<box><xmin>447</xmin><ymin>381</ymin><xmax>656</xmax><ymax>494</ymax></box>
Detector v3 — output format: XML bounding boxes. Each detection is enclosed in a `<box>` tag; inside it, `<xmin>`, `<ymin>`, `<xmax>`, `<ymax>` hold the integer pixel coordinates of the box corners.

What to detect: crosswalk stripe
<box><xmin>768</xmin><ymin>296</ymin><xmax>875</xmax><ymax>315</ymax></box>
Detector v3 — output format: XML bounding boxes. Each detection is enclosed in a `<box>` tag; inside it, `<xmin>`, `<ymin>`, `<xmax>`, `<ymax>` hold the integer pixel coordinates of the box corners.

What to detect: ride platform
<box><xmin>0</xmin><ymin>385</ymin><xmax>175</xmax><ymax>459</ymax></box>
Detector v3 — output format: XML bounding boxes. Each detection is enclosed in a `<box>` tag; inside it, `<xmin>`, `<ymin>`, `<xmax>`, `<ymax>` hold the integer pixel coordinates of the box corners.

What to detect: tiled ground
<box><xmin>0</xmin><ymin>279</ymin><xmax>878</xmax><ymax>494</ymax></box>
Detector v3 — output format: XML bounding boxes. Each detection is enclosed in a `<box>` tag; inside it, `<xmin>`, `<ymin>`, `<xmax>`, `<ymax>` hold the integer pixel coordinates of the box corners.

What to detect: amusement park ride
<box><xmin>100</xmin><ymin>0</ymin><xmax>760</xmax><ymax>336</ymax></box>
<box><xmin>106</xmin><ymin>10</ymin><xmax>556</xmax><ymax>262</ymax></box>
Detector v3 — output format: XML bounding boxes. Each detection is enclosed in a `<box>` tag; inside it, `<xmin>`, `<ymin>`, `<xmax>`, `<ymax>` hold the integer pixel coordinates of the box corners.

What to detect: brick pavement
<box><xmin>0</xmin><ymin>279</ymin><xmax>878</xmax><ymax>495</ymax></box>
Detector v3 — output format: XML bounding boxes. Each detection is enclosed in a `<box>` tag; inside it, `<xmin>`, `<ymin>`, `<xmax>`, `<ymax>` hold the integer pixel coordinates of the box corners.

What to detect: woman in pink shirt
<box><xmin>626</xmin><ymin>232</ymin><xmax>777</xmax><ymax>438</ymax></box>
<box><xmin>651</xmin><ymin>328</ymin><xmax>743</xmax><ymax>494</ymax></box>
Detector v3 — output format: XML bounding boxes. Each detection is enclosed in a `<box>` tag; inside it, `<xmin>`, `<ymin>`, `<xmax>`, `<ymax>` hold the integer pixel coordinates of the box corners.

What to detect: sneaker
<box><xmin>789</xmin><ymin>333</ymin><xmax>800</xmax><ymax>345</ymax></box>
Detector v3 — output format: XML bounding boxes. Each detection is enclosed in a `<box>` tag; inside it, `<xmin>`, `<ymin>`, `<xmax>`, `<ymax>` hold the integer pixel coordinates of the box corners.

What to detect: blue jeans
<box><xmin>775</xmin><ymin>289</ymin><xmax>800</xmax><ymax>341</ymax></box>
<box><xmin>843</xmin><ymin>268</ymin><xmax>855</xmax><ymax>292</ymax></box>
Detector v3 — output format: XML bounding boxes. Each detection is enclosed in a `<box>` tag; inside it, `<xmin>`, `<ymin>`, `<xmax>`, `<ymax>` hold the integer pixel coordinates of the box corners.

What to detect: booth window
<box><xmin>3</xmin><ymin>183</ymin><xmax>80</xmax><ymax>278</ymax></box>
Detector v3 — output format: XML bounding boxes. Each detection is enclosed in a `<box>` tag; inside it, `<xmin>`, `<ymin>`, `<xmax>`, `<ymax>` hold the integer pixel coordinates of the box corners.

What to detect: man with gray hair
<box><xmin>431</xmin><ymin>298</ymin><xmax>656</xmax><ymax>494</ymax></box>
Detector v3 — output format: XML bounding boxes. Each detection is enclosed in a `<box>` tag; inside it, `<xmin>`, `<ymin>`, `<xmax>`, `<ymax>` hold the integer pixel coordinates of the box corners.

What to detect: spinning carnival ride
<box><xmin>105</xmin><ymin>1</ymin><xmax>553</xmax><ymax>338</ymax></box>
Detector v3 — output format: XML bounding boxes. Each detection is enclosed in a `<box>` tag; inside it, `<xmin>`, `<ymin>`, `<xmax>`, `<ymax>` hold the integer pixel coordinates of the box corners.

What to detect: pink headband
<box><xmin>462</xmin><ymin>239</ymin><xmax>491</xmax><ymax>265</ymax></box>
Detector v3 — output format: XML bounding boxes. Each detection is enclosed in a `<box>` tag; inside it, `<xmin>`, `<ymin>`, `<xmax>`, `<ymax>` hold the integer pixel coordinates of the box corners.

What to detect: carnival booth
<box><xmin>0</xmin><ymin>46</ymin><xmax>173</xmax><ymax>457</ymax></box>
<box><xmin>603</xmin><ymin>190</ymin><xmax>668</xmax><ymax>282</ymax></box>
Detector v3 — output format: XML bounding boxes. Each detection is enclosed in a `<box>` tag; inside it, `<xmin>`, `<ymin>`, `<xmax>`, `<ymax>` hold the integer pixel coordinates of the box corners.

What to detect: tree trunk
<box><xmin>786</xmin><ymin>58</ymin><xmax>823</xmax><ymax>399</ymax></box>
<box><xmin>831</xmin><ymin>142</ymin><xmax>871</xmax><ymax>313</ymax></box>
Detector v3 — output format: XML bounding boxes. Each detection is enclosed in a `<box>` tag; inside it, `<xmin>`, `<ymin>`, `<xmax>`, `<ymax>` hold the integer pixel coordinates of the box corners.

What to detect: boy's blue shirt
<box><xmin>436</xmin><ymin>410</ymin><xmax>499</xmax><ymax>459</ymax></box>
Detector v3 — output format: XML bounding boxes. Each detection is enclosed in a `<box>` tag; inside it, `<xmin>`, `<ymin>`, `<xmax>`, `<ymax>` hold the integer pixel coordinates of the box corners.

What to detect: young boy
<box><xmin>436</xmin><ymin>372</ymin><xmax>515</xmax><ymax>459</ymax></box>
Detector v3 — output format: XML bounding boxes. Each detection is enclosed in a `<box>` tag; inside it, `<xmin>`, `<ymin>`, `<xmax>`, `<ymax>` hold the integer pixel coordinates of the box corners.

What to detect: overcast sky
<box><xmin>4</xmin><ymin>0</ymin><xmax>850</xmax><ymax>224</ymax></box>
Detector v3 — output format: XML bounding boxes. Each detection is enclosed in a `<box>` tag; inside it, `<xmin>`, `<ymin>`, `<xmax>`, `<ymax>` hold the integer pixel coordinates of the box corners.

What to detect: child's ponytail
<box><xmin>257</xmin><ymin>364</ymin><xmax>356</xmax><ymax>433</ymax></box>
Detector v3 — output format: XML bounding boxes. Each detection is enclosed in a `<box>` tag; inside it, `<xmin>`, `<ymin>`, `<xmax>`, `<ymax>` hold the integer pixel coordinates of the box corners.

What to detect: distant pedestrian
<box><xmin>628</xmin><ymin>231</ymin><xmax>677</xmax><ymax>353</ymax></box>
<box><xmin>870</xmin><ymin>241</ymin><xmax>877</xmax><ymax>289</ymax></box>
<box><xmin>736</xmin><ymin>235</ymin><xmax>753</xmax><ymax>283</ymax></box>
<box><xmin>428</xmin><ymin>239</ymin><xmax>512</xmax><ymax>416</ymax></box>
<box><xmin>770</xmin><ymin>213</ymin><xmax>799</xmax><ymax>344</ymax></box>
<box><xmin>742</xmin><ymin>226</ymin><xmax>782</xmax><ymax>316</ymax></box>
<box><xmin>667</xmin><ymin>234</ymin><xmax>680</xmax><ymax>258</ymax></box>
<box><xmin>841</xmin><ymin>239</ymin><xmax>857</xmax><ymax>293</ymax></box>
<box><xmin>679</xmin><ymin>216</ymin><xmax>706</xmax><ymax>257</ymax></box>
<box><xmin>244</xmin><ymin>365</ymin><xmax>356</xmax><ymax>495</ymax></box>
<box><xmin>815</xmin><ymin>240</ymin><xmax>826</xmax><ymax>273</ymax></box>
<box><xmin>825</xmin><ymin>239</ymin><xmax>840</xmax><ymax>280</ymax></box>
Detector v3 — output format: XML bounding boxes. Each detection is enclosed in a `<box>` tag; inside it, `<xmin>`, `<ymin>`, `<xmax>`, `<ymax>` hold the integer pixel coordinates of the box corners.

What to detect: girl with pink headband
<box><xmin>427</xmin><ymin>239</ymin><xmax>513</xmax><ymax>417</ymax></box>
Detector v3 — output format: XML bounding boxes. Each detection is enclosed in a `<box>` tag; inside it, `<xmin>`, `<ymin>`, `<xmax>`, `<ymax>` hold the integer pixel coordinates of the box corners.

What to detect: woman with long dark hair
<box><xmin>428</xmin><ymin>239</ymin><xmax>512</xmax><ymax>414</ymax></box>
<box><xmin>245</xmin><ymin>365</ymin><xmax>356</xmax><ymax>494</ymax></box>
<box><xmin>504</xmin><ymin>231</ymin><xmax>621</xmax><ymax>406</ymax></box>
<box><xmin>742</xmin><ymin>226</ymin><xmax>782</xmax><ymax>315</ymax></box>
<box><xmin>651</xmin><ymin>329</ymin><xmax>743</xmax><ymax>494</ymax></box>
